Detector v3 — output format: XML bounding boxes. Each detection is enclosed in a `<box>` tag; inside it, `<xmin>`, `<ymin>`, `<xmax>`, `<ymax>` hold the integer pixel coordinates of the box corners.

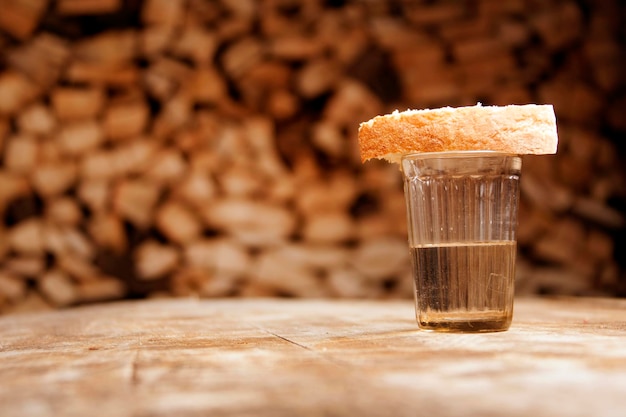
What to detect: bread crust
<box><xmin>358</xmin><ymin>104</ymin><xmax>558</xmax><ymax>163</ymax></box>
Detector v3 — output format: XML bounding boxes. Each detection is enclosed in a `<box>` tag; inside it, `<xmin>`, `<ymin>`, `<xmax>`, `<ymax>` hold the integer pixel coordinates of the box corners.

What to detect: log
<box><xmin>302</xmin><ymin>211</ymin><xmax>355</xmax><ymax>244</ymax></box>
<box><xmin>327</xmin><ymin>268</ymin><xmax>381</xmax><ymax>298</ymax></box>
<box><xmin>296</xmin><ymin>58</ymin><xmax>340</xmax><ymax>98</ymax></box>
<box><xmin>267</xmin><ymin>90</ymin><xmax>300</xmax><ymax>120</ymax></box>
<box><xmin>183</xmin><ymin>238</ymin><xmax>252</xmax><ymax>278</ymax></box>
<box><xmin>0</xmin><ymin>0</ymin><xmax>48</xmax><ymax>39</ymax></box>
<box><xmin>572</xmin><ymin>197</ymin><xmax>624</xmax><ymax>229</ymax></box>
<box><xmin>56</xmin><ymin>254</ymin><xmax>99</xmax><ymax>282</ymax></box>
<box><xmin>310</xmin><ymin>121</ymin><xmax>345</xmax><ymax>157</ymax></box>
<box><xmin>185</xmin><ymin>66</ymin><xmax>228</xmax><ymax>104</ymax></box>
<box><xmin>325</xmin><ymin>24</ymin><xmax>369</xmax><ymax>65</ymax></box>
<box><xmin>0</xmin><ymin>117</ymin><xmax>8</xmax><ymax>148</ymax></box>
<box><xmin>218</xmin><ymin>165</ymin><xmax>264</xmax><ymax>197</ymax></box>
<box><xmin>2</xmin><ymin>291</ymin><xmax>51</xmax><ymax>314</ymax></box>
<box><xmin>496</xmin><ymin>19</ymin><xmax>531</xmax><ymax>46</ymax></box>
<box><xmin>586</xmin><ymin>229</ymin><xmax>614</xmax><ymax>263</ymax></box>
<box><xmin>74</xmin><ymin>30</ymin><xmax>137</xmax><ymax>64</ymax></box>
<box><xmin>174</xmin><ymin>171</ymin><xmax>217</xmax><ymax>209</ymax></box>
<box><xmin>439</xmin><ymin>16</ymin><xmax>491</xmax><ymax>41</ymax></box>
<box><xmin>143</xmin><ymin>57</ymin><xmax>191</xmax><ymax>100</ymax></box>
<box><xmin>0</xmin><ymin>171</ymin><xmax>30</xmax><ymax>210</ymax></box>
<box><xmin>295</xmin><ymin>173</ymin><xmax>358</xmax><ymax>217</ymax></box>
<box><xmin>155</xmin><ymin>200</ymin><xmax>202</xmax><ymax>244</ymax></box>
<box><xmin>17</xmin><ymin>103</ymin><xmax>56</xmax><ymax>135</ymax></box>
<box><xmin>6</xmin><ymin>33</ymin><xmax>70</xmax><ymax>87</ymax></box>
<box><xmin>251</xmin><ymin>248</ymin><xmax>327</xmax><ymax>297</ymax></box>
<box><xmin>459</xmin><ymin>53</ymin><xmax>516</xmax><ymax>95</ymax></box>
<box><xmin>452</xmin><ymin>38</ymin><xmax>507</xmax><ymax>63</ymax></box>
<box><xmin>270</xmin><ymin>35</ymin><xmax>325</xmax><ymax>61</ymax></box>
<box><xmin>370</xmin><ymin>18</ymin><xmax>431</xmax><ymax>50</ymax></box>
<box><xmin>170</xmin><ymin>267</ymin><xmax>210</xmax><ymax>297</ymax></box>
<box><xmin>521</xmin><ymin>173</ymin><xmax>573</xmax><ymax>213</ymax></box>
<box><xmin>267</xmin><ymin>88</ymin><xmax>299</xmax><ymax>120</ymax></box>
<box><xmin>43</xmin><ymin>224</ymin><xmax>93</xmax><ymax>259</ymax></box>
<box><xmin>531</xmin><ymin>2</ymin><xmax>583</xmax><ymax>50</ymax></box>
<box><xmin>401</xmin><ymin>65</ymin><xmax>459</xmax><ymax>105</ymax></box>
<box><xmin>355</xmin><ymin>214</ymin><xmax>397</xmax><ymax>240</ymax></box>
<box><xmin>516</xmin><ymin>202</ymin><xmax>553</xmax><ymax>246</ymax></box>
<box><xmin>518</xmin><ymin>265</ymin><xmax>592</xmax><ymax>295</ymax></box>
<box><xmin>585</xmin><ymin>40</ymin><xmax>622</xmax><ymax>92</ymax></box>
<box><xmin>220</xmin><ymin>37</ymin><xmax>264</xmax><ymax>78</ymax></box>
<box><xmin>0</xmin><ymin>227</ymin><xmax>8</xmax><ymax>262</ymax></box>
<box><xmin>31</xmin><ymin>162</ymin><xmax>77</xmax><ymax>196</ymax></box>
<box><xmin>532</xmin><ymin>217</ymin><xmax>586</xmax><ymax>265</ymax></box>
<box><xmin>75</xmin><ymin>277</ymin><xmax>126</xmax><ymax>303</ymax></box>
<box><xmin>103</xmin><ymin>100</ymin><xmax>150</xmax><ymax>141</ymax></box>
<box><xmin>69</xmin><ymin>150</ymin><xmax>108</xmax><ymax>181</ymax></box>
<box><xmin>244</xmin><ymin>61</ymin><xmax>291</xmax><ymax>89</ymax></box>
<box><xmin>144</xmin><ymin>148</ymin><xmax>187</xmax><ymax>185</ymax></box>
<box><xmin>106</xmin><ymin>140</ymin><xmax>157</xmax><ymax>179</ymax></box>
<box><xmin>38</xmin><ymin>269</ymin><xmax>77</xmax><ymax>307</ymax></box>
<box><xmin>45</xmin><ymin>197</ymin><xmax>82</xmax><ymax>226</ymax></box>
<box><xmin>0</xmin><ymin>71</ymin><xmax>38</xmax><ymax>115</ymax></box>
<box><xmin>242</xmin><ymin>117</ymin><xmax>289</xmax><ymax>178</ymax></box>
<box><xmin>538</xmin><ymin>79</ymin><xmax>604</xmax><ymax>124</ymax></box>
<box><xmin>134</xmin><ymin>240</ymin><xmax>180</xmax><ymax>280</ymax></box>
<box><xmin>151</xmin><ymin>93</ymin><xmax>192</xmax><ymax>137</ymax></box>
<box><xmin>142</xmin><ymin>0</ymin><xmax>185</xmax><ymax>27</ymax></box>
<box><xmin>87</xmin><ymin>213</ymin><xmax>127</xmax><ymax>253</ymax></box>
<box><xmin>202</xmin><ymin>198</ymin><xmax>296</xmax><ymax>247</ymax></box>
<box><xmin>57</xmin><ymin>120</ymin><xmax>104</xmax><ymax>156</ymax></box>
<box><xmin>65</xmin><ymin>62</ymin><xmax>139</xmax><ymax>86</ymax></box>
<box><xmin>3</xmin><ymin>134</ymin><xmax>39</xmax><ymax>173</ymax></box>
<box><xmin>113</xmin><ymin>179</ymin><xmax>161</xmax><ymax>227</ymax></box>
<box><xmin>77</xmin><ymin>179</ymin><xmax>109</xmax><ymax>213</ymax></box>
<box><xmin>216</xmin><ymin>15</ymin><xmax>253</xmax><ymax>41</ymax></box>
<box><xmin>140</xmin><ymin>24</ymin><xmax>175</xmax><ymax>58</ymax></box>
<box><xmin>56</xmin><ymin>0</ymin><xmax>121</xmax><ymax>15</ymax></box>
<box><xmin>0</xmin><ymin>272</ymin><xmax>27</xmax><ymax>304</ymax></box>
<box><xmin>51</xmin><ymin>87</ymin><xmax>104</xmax><ymax>121</ymax></box>
<box><xmin>404</xmin><ymin>2</ymin><xmax>466</xmax><ymax>25</ymax></box>
<box><xmin>4</xmin><ymin>256</ymin><xmax>45</xmax><ymax>278</ymax></box>
<box><xmin>170</xmin><ymin>26</ymin><xmax>217</xmax><ymax>65</ymax></box>
<box><xmin>8</xmin><ymin>218</ymin><xmax>44</xmax><ymax>254</ymax></box>
<box><xmin>322</xmin><ymin>80</ymin><xmax>382</xmax><ymax>128</ymax></box>
<box><xmin>349</xmin><ymin>237</ymin><xmax>410</xmax><ymax>280</ymax></box>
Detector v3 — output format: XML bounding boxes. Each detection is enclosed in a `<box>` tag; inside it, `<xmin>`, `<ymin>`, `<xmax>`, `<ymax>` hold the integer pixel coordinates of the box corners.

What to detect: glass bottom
<box><xmin>417</xmin><ymin>310</ymin><xmax>512</xmax><ymax>333</ymax></box>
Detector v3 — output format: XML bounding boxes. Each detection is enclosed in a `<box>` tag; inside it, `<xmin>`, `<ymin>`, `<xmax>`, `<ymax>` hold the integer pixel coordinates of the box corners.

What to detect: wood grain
<box><xmin>1</xmin><ymin>297</ymin><xmax>625</xmax><ymax>417</ymax></box>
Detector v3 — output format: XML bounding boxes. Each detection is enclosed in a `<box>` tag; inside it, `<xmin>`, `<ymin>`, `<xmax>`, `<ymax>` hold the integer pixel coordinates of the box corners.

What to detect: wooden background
<box><xmin>0</xmin><ymin>0</ymin><xmax>625</xmax><ymax>314</ymax></box>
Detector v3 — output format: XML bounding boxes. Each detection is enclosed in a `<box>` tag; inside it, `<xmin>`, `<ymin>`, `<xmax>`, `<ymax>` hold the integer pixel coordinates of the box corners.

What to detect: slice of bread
<box><xmin>358</xmin><ymin>104</ymin><xmax>558</xmax><ymax>163</ymax></box>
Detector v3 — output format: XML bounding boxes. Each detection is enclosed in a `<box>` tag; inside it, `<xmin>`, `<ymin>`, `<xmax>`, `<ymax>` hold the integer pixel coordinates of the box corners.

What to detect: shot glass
<box><xmin>401</xmin><ymin>151</ymin><xmax>522</xmax><ymax>332</ymax></box>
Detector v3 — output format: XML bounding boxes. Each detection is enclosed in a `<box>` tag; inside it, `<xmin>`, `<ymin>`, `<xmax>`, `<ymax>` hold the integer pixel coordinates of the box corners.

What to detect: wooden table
<box><xmin>1</xmin><ymin>297</ymin><xmax>625</xmax><ymax>417</ymax></box>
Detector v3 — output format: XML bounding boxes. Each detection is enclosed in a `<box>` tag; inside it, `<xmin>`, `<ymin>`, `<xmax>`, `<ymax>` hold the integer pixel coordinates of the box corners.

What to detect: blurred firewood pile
<box><xmin>0</xmin><ymin>0</ymin><xmax>624</xmax><ymax>313</ymax></box>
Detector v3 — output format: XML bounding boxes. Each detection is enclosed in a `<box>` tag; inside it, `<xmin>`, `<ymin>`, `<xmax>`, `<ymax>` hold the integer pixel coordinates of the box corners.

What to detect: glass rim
<box><xmin>401</xmin><ymin>150</ymin><xmax>520</xmax><ymax>161</ymax></box>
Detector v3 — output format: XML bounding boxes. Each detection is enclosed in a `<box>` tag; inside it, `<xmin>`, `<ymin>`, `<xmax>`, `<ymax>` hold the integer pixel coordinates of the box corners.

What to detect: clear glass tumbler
<box><xmin>401</xmin><ymin>151</ymin><xmax>522</xmax><ymax>332</ymax></box>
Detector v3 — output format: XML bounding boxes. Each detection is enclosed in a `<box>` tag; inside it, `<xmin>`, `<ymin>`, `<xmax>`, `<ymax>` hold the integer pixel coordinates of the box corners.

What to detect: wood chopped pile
<box><xmin>0</xmin><ymin>0</ymin><xmax>624</xmax><ymax>313</ymax></box>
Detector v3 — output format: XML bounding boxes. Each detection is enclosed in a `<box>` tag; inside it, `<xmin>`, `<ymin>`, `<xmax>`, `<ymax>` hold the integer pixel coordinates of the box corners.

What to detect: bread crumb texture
<box><xmin>358</xmin><ymin>104</ymin><xmax>558</xmax><ymax>163</ymax></box>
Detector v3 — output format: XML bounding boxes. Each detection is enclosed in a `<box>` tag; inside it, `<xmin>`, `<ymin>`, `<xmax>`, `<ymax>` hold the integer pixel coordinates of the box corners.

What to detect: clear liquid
<box><xmin>411</xmin><ymin>241</ymin><xmax>516</xmax><ymax>332</ymax></box>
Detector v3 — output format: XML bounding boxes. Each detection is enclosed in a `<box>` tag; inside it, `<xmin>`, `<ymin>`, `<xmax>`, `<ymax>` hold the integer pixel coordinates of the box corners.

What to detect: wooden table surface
<box><xmin>1</xmin><ymin>297</ymin><xmax>625</xmax><ymax>417</ymax></box>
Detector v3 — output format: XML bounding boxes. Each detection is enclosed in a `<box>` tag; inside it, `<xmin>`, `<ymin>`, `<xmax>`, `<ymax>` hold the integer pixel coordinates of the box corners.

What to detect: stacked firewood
<box><xmin>0</xmin><ymin>0</ymin><xmax>624</xmax><ymax>313</ymax></box>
